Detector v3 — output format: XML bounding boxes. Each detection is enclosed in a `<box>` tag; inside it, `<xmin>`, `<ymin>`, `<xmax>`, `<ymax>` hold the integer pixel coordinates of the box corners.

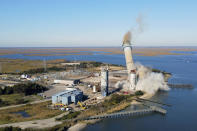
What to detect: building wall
<box><xmin>52</xmin><ymin>96</ymin><xmax>58</xmax><ymax>104</ymax></box>
<box><xmin>62</xmin><ymin>96</ymin><xmax>71</xmax><ymax>105</ymax></box>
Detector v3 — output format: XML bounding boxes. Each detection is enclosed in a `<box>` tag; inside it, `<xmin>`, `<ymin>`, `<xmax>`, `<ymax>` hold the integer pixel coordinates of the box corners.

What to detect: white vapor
<box><xmin>135</xmin><ymin>63</ymin><xmax>170</xmax><ymax>94</ymax></box>
<box><xmin>115</xmin><ymin>63</ymin><xmax>170</xmax><ymax>95</ymax></box>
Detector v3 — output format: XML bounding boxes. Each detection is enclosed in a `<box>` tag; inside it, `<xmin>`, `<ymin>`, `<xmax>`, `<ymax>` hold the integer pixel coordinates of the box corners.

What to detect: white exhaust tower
<box><xmin>122</xmin><ymin>31</ymin><xmax>136</xmax><ymax>90</ymax></box>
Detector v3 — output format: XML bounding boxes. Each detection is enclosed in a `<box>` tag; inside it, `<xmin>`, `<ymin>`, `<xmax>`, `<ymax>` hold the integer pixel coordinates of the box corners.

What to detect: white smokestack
<box><xmin>122</xmin><ymin>31</ymin><xmax>136</xmax><ymax>90</ymax></box>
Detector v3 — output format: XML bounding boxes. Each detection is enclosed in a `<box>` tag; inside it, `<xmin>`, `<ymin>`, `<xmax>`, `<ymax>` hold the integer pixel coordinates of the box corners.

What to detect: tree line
<box><xmin>0</xmin><ymin>82</ymin><xmax>48</xmax><ymax>96</ymax></box>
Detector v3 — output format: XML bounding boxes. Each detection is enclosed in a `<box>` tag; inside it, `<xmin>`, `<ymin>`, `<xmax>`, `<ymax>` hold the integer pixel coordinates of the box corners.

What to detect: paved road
<box><xmin>0</xmin><ymin>111</ymin><xmax>68</xmax><ymax>129</ymax></box>
<box><xmin>0</xmin><ymin>99</ymin><xmax>51</xmax><ymax>110</ymax></box>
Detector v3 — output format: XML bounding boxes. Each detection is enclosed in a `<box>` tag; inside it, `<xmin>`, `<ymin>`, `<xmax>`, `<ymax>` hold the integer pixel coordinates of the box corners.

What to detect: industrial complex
<box><xmin>49</xmin><ymin>31</ymin><xmax>139</xmax><ymax>108</ymax></box>
<box><xmin>0</xmin><ymin>31</ymin><xmax>140</xmax><ymax>111</ymax></box>
<box><xmin>0</xmin><ymin>31</ymin><xmax>172</xmax><ymax>130</ymax></box>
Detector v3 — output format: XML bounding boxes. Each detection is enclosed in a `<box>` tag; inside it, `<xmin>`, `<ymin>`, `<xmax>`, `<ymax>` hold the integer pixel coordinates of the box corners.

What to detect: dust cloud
<box><xmin>135</xmin><ymin>63</ymin><xmax>170</xmax><ymax>94</ymax></box>
<box><xmin>115</xmin><ymin>63</ymin><xmax>170</xmax><ymax>94</ymax></box>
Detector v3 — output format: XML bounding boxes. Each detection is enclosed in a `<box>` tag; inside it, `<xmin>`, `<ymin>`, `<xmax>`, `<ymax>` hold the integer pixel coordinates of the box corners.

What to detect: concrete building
<box><xmin>54</xmin><ymin>79</ymin><xmax>80</xmax><ymax>86</ymax></box>
<box><xmin>52</xmin><ymin>89</ymin><xmax>83</xmax><ymax>105</ymax></box>
<box><xmin>101</xmin><ymin>66</ymin><xmax>109</xmax><ymax>97</ymax></box>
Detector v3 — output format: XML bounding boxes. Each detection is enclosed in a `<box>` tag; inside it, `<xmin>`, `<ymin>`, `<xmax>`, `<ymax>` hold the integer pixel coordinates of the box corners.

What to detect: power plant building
<box><xmin>52</xmin><ymin>89</ymin><xmax>83</xmax><ymax>105</ymax></box>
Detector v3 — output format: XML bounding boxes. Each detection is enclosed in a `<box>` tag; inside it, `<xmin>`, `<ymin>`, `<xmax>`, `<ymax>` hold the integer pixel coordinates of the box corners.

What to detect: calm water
<box><xmin>1</xmin><ymin>51</ymin><xmax>197</xmax><ymax>131</ymax></box>
<box><xmin>13</xmin><ymin>111</ymin><xmax>30</xmax><ymax>118</ymax></box>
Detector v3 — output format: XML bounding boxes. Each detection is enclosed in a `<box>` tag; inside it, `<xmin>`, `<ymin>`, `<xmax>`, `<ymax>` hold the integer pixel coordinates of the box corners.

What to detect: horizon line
<box><xmin>0</xmin><ymin>46</ymin><xmax>197</xmax><ymax>48</ymax></box>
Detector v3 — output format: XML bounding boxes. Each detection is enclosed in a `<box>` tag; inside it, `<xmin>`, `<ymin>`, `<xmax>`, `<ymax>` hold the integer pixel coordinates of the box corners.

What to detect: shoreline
<box><xmin>67</xmin><ymin>93</ymin><xmax>154</xmax><ymax>131</ymax></box>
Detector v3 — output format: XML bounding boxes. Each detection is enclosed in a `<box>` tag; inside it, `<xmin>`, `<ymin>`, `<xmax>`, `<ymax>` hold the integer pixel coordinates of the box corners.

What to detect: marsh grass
<box><xmin>0</xmin><ymin>101</ymin><xmax>62</xmax><ymax>124</ymax></box>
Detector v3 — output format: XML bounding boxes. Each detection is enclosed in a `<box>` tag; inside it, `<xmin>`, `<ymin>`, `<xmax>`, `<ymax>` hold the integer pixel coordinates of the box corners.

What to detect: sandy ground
<box><xmin>140</xmin><ymin>93</ymin><xmax>154</xmax><ymax>99</ymax></box>
<box><xmin>131</xmin><ymin>93</ymin><xmax>154</xmax><ymax>104</ymax></box>
<box><xmin>68</xmin><ymin>123</ymin><xmax>87</xmax><ymax>131</ymax></box>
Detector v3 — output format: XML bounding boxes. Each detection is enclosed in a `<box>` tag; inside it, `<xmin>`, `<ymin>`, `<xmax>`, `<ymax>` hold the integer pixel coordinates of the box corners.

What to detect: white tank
<box><xmin>93</xmin><ymin>85</ymin><xmax>97</xmax><ymax>93</ymax></box>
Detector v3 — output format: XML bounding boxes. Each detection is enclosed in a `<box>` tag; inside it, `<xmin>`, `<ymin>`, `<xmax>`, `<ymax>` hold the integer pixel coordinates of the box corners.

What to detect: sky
<box><xmin>0</xmin><ymin>0</ymin><xmax>196</xmax><ymax>47</ymax></box>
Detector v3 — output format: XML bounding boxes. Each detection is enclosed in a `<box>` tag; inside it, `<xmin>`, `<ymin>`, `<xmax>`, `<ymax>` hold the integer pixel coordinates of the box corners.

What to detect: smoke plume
<box><xmin>120</xmin><ymin>13</ymin><xmax>167</xmax><ymax>95</ymax></box>
<box><xmin>115</xmin><ymin>63</ymin><xmax>170</xmax><ymax>94</ymax></box>
<box><xmin>135</xmin><ymin>63</ymin><xmax>170</xmax><ymax>94</ymax></box>
<box><xmin>115</xmin><ymin>80</ymin><xmax>129</xmax><ymax>91</ymax></box>
<box><xmin>136</xmin><ymin>13</ymin><xmax>145</xmax><ymax>33</ymax></box>
<box><xmin>123</xmin><ymin>13</ymin><xmax>145</xmax><ymax>44</ymax></box>
<box><xmin>123</xmin><ymin>31</ymin><xmax>131</xmax><ymax>44</ymax></box>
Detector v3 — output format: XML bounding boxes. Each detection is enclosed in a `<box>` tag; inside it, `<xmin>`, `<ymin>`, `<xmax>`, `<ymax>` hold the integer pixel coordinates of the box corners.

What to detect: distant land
<box><xmin>0</xmin><ymin>46</ymin><xmax>197</xmax><ymax>57</ymax></box>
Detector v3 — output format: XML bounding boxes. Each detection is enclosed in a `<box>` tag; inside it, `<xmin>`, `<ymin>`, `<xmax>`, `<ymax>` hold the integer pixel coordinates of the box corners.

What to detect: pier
<box><xmin>83</xmin><ymin>106</ymin><xmax>166</xmax><ymax>120</ymax></box>
<box><xmin>134</xmin><ymin>97</ymin><xmax>172</xmax><ymax>107</ymax></box>
<box><xmin>168</xmin><ymin>84</ymin><xmax>194</xmax><ymax>89</ymax></box>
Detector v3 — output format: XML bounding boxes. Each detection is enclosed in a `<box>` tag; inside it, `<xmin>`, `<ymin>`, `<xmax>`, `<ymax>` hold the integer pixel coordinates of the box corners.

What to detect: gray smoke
<box><xmin>123</xmin><ymin>31</ymin><xmax>132</xmax><ymax>44</ymax></box>
<box><xmin>136</xmin><ymin>13</ymin><xmax>145</xmax><ymax>33</ymax></box>
<box><xmin>115</xmin><ymin>80</ymin><xmax>129</xmax><ymax>91</ymax></box>
<box><xmin>127</xmin><ymin>13</ymin><xmax>145</xmax><ymax>43</ymax></box>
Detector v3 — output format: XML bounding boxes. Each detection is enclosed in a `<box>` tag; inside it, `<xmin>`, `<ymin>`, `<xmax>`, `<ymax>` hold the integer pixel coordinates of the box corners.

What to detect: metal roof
<box><xmin>53</xmin><ymin>89</ymin><xmax>82</xmax><ymax>97</ymax></box>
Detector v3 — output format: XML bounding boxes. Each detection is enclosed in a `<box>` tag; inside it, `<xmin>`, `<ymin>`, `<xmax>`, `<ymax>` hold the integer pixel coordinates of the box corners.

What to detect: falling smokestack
<box><xmin>122</xmin><ymin>31</ymin><xmax>136</xmax><ymax>90</ymax></box>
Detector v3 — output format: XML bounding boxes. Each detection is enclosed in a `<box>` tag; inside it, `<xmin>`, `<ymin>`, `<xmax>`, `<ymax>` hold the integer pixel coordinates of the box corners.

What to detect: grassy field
<box><xmin>0</xmin><ymin>58</ymin><xmax>124</xmax><ymax>73</ymax></box>
<box><xmin>0</xmin><ymin>101</ymin><xmax>62</xmax><ymax>124</ymax></box>
<box><xmin>0</xmin><ymin>59</ymin><xmax>66</xmax><ymax>73</ymax></box>
<box><xmin>0</xmin><ymin>94</ymin><xmax>43</xmax><ymax>107</ymax></box>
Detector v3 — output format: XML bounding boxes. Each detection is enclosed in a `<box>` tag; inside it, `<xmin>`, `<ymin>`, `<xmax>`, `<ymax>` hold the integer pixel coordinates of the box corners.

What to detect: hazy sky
<box><xmin>0</xmin><ymin>0</ymin><xmax>196</xmax><ymax>47</ymax></box>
